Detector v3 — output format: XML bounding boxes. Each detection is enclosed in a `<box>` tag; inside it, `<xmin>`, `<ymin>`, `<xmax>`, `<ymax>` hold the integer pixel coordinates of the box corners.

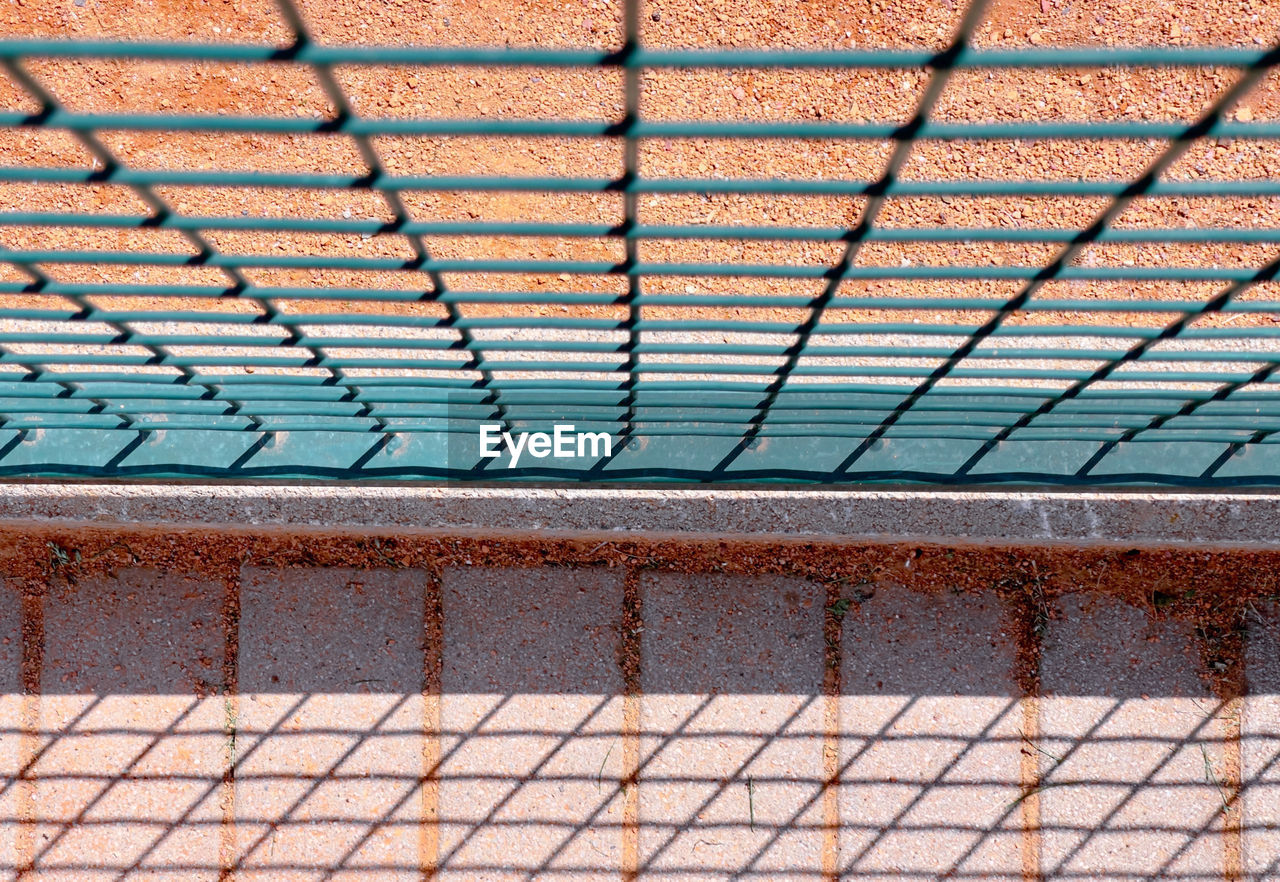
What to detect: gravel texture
<box><xmin>0</xmin><ymin>0</ymin><xmax>1277</xmax><ymax>399</ymax></box>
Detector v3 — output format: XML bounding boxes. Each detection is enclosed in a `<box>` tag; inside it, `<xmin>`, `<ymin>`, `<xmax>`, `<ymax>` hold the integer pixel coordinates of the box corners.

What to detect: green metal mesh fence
<box><xmin>0</xmin><ymin>0</ymin><xmax>1279</xmax><ymax>483</ymax></box>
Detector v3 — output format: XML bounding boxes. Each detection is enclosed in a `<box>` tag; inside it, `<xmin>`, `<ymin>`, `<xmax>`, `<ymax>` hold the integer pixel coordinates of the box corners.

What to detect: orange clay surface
<box><xmin>0</xmin><ymin>0</ymin><xmax>1278</xmax><ymax>381</ymax></box>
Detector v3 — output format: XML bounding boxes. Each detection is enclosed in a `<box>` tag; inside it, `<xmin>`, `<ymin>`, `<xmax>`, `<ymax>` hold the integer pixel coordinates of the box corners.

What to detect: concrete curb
<box><xmin>0</xmin><ymin>482</ymin><xmax>1277</xmax><ymax>547</ymax></box>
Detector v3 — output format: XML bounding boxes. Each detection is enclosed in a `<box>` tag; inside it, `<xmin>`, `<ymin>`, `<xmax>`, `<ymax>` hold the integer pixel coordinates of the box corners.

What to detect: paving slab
<box><xmin>1244</xmin><ymin>600</ymin><xmax>1280</xmax><ymax>882</ymax></box>
<box><xmin>235</xmin><ymin>566</ymin><xmax>426</xmax><ymax>882</ymax></box>
<box><xmin>30</xmin><ymin>569</ymin><xmax>227</xmax><ymax>881</ymax></box>
<box><xmin>1040</xmin><ymin>593</ymin><xmax>1225</xmax><ymax>882</ymax></box>
<box><xmin>639</xmin><ymin>572</ymin><xmax>825</xmax><ymax>882</ymax></box>
<box><xmin>839</xmin><ymin>585</ymin><xmax>1023</xmax><ymax>882</ymax></box>
<box><xmin>0</xmin><ymin>582</ymin><xmax>23</xmax><ymax>882</ymax></box>
<box><xmin>440</xmin><ymin>565</ymin><xmax>624</xmax><ymax>882</ymax></box>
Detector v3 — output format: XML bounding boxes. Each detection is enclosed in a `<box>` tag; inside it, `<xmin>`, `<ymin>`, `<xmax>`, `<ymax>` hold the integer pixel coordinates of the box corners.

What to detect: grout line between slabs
<box><xmin>219</xmin><ymin>564</ymin><xmax>240</xmax><ymax>882</ymax></box>
<box><xmin>1020</xmin><ymin>696</ymin><xmax>1042</xmax><ymax>882</ymax></box>
<box><xmin>421</xmin><ymin>564</ymin><xmax>444</xmax><ymax>882</ymax></box>
<box><xmin>1010</xmin><ymin>573</ymin><xmax>1043</xmax><ymax>882</ymax></box>
<box><xmin>822</xmin><ymin>578</ymin><xmax>842</xmax><ymax>882</ymax></box>
<box><xmin>620</xmin><ymin>565</ymin><xmax>642</xmax><ymax>882</ymax></box>
<box><xmin>1223</xmin><ymin>695</ymin><xmax>1244</xmax><ymax>882</ymax></box>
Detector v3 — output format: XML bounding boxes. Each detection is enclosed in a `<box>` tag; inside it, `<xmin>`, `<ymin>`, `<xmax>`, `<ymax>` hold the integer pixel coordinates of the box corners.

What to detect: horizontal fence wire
<box><xmin>0</xmin><ymin>0</ymin><xmax>1278</xmax><ymax>483</ymax></box>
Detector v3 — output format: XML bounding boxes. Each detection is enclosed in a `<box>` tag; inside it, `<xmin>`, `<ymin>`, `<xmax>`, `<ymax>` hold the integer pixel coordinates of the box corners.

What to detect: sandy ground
<box><xmin>0</xmin><ymin>0</ymin><xmax>1278</xmax><ymax>395</ymax></box>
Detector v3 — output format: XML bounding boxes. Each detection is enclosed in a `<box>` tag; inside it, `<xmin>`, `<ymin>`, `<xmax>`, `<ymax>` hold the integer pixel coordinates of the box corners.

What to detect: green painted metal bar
<box><xmin>5</xmin><ymin>165</ymin><xmax>1278</xmax><ymax>199</ymax></box>
<box><xmin>6</xmin><ymin>248</ymin><xmax>1273</xmax><ymax>282</ymax></box>
<box><xmin>9</xmin><ymin>212</ymin><xmax>1280</xmax><ymax>245</ymax></box>
<box><xmin>11</xmin><ymin>308</ymin><xmax>1280</xmax><ymax>340</ymax></box>
<box><xmin>6</xmin><ymin>283</ymin><xmax>1280</xmax><ymax>315</ymax></box>
<box><xmin>0</xmin><ymin>39</ymin><xmax>1270</xmax><ymax>68</ymax></box>
<box><xmin>7</xmin><ymin>108</ymin><xmax>1280</xmax><ymax>140</ymax></box>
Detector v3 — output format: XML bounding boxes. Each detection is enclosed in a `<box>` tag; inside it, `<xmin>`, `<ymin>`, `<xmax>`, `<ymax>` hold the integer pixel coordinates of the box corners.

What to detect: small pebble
<box><xmin>731</xmin><ymin>86</ymin><xmax>746</xmax><ymax>101</ymax></box>
<box><xmin>73</xmin><ymin>0</ymin><xmax>86</xmax><ymax>6</ymax></box>
<box><xmin>650</xmin><ymin>10</ymin><xmax>660</xmax><ymax>20</ymax></box>
<box><xmin>1237</xmin><ymin>106</ymin><xmax>1255</xmax><ymax>122</ymax></box>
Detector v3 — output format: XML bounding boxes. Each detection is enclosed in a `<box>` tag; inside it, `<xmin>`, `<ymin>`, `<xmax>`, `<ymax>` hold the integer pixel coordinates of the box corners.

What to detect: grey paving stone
<box><xmin>32</xmin><ymin>569</ymin><xmax>227</xmax><ymax>881</ymax></box>
<box><xmin>439</xmin><ymin>566</ymin><xmax>624</xmax><ymax>882</ymax></box>
<box><xmin>0</xmin><ymin>581</ymin><xmax>20</xmax><ymax>694</ymax></box>
<box><xmin>1244</xmin><ymin>601</ymin><xmax>1280</xmax><ymax>882</ymax></box>
<box><xmin>238</xmin><ymin>566</ymin><xmax>425</xmax><ymax>695</ymax></box>
<box><xmin>841</xmin><ymin>584</ymin><xmax>1017</xmax><ymax>697</ymax></box>
<box><xmin>0</xmin><ymin>582</ymin><xmax>23</xmax><ymax>880</ymax></box>
<box><xmin>838</xmin><ymin>586</ymin><xmax>1023</xmax><ymax>882</ymax></box>
<box><xmin>639</xmin><ymin>572</ymin><xmax>825</xmax><ymax>882</ymax></box>
<box><xmin>1040</xmin><ymin>593</ymin><xmax>1224</xmax><ymax>882</ymax></box>
<box><xmin>236</xmin><ymin>567</ymin><xmax>426</xmax><ymax>882</ymax></box>
<box><xmin>442</xmin><ymin>565</ymin><xmax>622</xmax><ymax>696</ymax></box>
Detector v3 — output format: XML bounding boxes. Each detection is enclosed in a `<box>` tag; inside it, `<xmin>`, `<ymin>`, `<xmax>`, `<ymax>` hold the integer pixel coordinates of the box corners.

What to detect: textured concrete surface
<box><xmin>237</xmin><ymin>567</ymin><xmax>426</xmax><ymax>881</ymax></box>
<box><xmin>3</xmin><ymin>484</ymin><xmax>1280</xmax><ymax>547</ymax></box>
<box><xmin>639</xmin><ymin>573</ymin><xmax>825</xmax><ymax>881</ymax></box>
<box><xmin>1040</xmin><ymin>594</ymin><xmax>1225</xmax><ymax>882</ymax></box>
<box><xmin>440</xmin><ymin>566</ymin><xmax>625</xmax><ymax>881</ymax></box>
<box><xmin>32</xmin><ymin>570</ymin><xmax>228</xmax><ymax>881</ymax></box>
<box><xmin>840</xmin><ymin>587</ymin><xmax>1023</xmax><ymax>882</ymax></box>
<box><xmin>0</xmin><ymin>561</ymin><xmax>1274</xmax><ymax>880</ymax></box>
<box><xmin>1244</xmin><ymin>601</ymin><xmax>1280</xmax><ymax>882</ymax></box>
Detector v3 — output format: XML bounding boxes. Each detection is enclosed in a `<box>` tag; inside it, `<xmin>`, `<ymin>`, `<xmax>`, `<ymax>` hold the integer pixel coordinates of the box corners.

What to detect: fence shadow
<box><xmin>0</xmin><ymin>564</ymin><xmax>1274</xmax><ymax>880</ymax></box>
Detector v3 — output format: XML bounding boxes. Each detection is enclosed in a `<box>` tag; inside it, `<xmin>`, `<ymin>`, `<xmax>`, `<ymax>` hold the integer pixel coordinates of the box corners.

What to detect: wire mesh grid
<box><xmin>0</xmin><ymin>0</ymin><xmax>1279</xmax><ymax>483</ymax></box>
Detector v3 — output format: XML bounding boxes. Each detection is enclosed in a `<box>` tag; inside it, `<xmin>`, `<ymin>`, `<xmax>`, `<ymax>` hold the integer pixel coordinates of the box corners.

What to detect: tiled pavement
<box><xmin>0</xmin><ymin>565</ymin><xmax>1276</xmax><ymax>880</ymax></box>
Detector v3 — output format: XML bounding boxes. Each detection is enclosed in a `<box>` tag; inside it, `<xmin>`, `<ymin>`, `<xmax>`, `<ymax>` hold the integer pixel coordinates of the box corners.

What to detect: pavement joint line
<box><xmin>422</xmin><ymin>692</ymin><xmax>521</xmax><ymax>876</ymax></box>
<box><xmin>219</xmin><ymin>691</ymin><xmax>313</xmax><ymax>874</ymax></box>
<box><xmin>1223</xmin><ymin>695</ymin><xmax>1244</xmax><ymax>882</ymax></box>
<box><xmin>421</xmin><ymin>564</ymin><xmax>443</xmax><ymax>882</ymax></box>
<box><xmin>1134</xmin><ymin>701</ymin><xmax>1237</xmax><ymax>882</ymax></box>
<box><xmin>1021</xmin><ymin>696</ymin><xmax>1042</xmax><ymax>882</ymax></box>
<box><xmin>822</xmin><ymin>577</ymin><xmax>842</xmax><ymax>882</ymax></box>
<box><xmin>620</xmin><ymin>565</ymin><xmax>641</xmax><ymax>882</ymax></box>
<box><xmin>219</xmin><ymin>563</ymin><xmax>240</xmax><ymax>882</ymax></box>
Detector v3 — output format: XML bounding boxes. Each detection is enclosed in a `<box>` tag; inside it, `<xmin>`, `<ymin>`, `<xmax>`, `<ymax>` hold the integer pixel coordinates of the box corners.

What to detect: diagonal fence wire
<box><xmin>709</xmin><ymin>0</ymin><xmax>993</xmax><ymax>475</ymax></box>
<box><xmin>833</xmin><ymin>38</ymin><xmax>1280</xmax><ymax>477</ymax></box>
<box><xmin>270</xmin><ymin>0</ymin><xmax>518</xmax><ymax>466</ymax></box>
